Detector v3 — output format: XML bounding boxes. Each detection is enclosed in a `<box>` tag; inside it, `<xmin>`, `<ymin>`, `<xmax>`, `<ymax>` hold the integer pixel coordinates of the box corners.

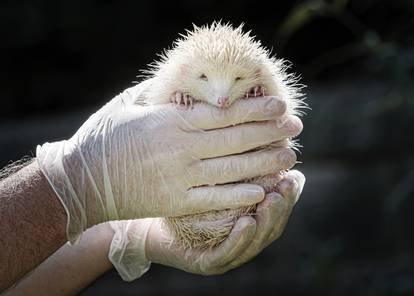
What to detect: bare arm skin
<box><xmin>3</xmin><ymin>172</ymin><xmax>305</xmax><ymax>295</ymax></box>
<box><xmin>3</xmin><ymin>223</ymin><xmax>114</xmax><ymax>296</ymax></box>
<box><xmin>0</xmin><ymin>161</ymin><xmax>67</xmax><ymax>292</ymax></box>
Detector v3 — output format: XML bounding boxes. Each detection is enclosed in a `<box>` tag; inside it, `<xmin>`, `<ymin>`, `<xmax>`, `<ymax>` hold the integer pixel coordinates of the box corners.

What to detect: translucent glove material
<box><xmin>108</xmin><ymin>170</ymin><xmax>305</xmax><ymax>281</ymax></box>
<box><xmin>37</xmin><ymin>81</ymin><xmax>297</xmax><ymax>243</ymax></box>
<box><xmin>109</xmin><ymin>219</ymin><xmax>153</xmax><ymax>281</ymax></box>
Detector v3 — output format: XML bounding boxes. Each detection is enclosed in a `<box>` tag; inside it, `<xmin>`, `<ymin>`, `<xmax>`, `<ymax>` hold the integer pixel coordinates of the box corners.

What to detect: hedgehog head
<box><xmin>148</xmin><ymin>22</ymin><xmax>276</xmax><ymax>107</ymax></box>
<box><xmin>144</xmin><ymin>22</ymin><xmax>304</xmax><ymax>113</ymax></box>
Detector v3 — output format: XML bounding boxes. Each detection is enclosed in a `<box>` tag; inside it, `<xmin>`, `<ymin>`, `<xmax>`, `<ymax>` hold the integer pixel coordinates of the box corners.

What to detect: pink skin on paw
<box><xmin>171</xmin><ymin>91</ymin><xmax>194</xmax><ymax>108</ymax></box>
<box><xmin>245</xmin><ymin>85</ymin><xmax>266</xmax><ymax>99</ymax></box>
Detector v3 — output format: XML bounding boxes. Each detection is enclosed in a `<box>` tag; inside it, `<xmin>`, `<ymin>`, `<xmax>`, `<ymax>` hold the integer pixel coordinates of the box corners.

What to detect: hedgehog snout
<box><xmin>217</xmin><ymin>96</ymin><xmax>230</xmax><ymax>108</ymax></box>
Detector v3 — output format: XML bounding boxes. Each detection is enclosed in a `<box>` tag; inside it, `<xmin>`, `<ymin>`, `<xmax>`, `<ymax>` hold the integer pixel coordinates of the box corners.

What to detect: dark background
<box><xmin>1</xmin><ymin>0</ymin><xmax>414</xmax><ymax>295</ymax></box>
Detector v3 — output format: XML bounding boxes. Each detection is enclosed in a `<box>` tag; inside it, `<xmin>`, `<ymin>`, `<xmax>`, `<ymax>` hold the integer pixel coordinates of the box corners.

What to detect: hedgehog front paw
<box><xmin>245</xmin><ymin>85</ymin><xmax>267</xmax><ymax>98</ymax></box>
<box><xmin>171</xmin><ymin>91</ymin><xmax>194</xmax><ymax>108</ymax></box>
<box><xmin>256</xmin><ymin>85</ymin><xmax>266</xmax><ymax>97</ymax></box>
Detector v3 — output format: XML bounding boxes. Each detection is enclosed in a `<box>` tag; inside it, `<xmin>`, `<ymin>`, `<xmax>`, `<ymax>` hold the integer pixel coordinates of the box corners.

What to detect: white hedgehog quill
<box><xmin>137</xmin><ymin>22</ymin><xmax>305</xmax><ymax>249</ymax></box>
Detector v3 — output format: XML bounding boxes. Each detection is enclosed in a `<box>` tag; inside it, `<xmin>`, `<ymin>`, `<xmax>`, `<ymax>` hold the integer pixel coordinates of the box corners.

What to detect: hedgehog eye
<box><xmin>235</xmin><ymin>77</ymin><xmax>243</xmax><ymax>81</ymax></box>
<box><xmin>200</xmin><ymin>74</ymin><xmax>208</xmax><ymax>81</ymax></box>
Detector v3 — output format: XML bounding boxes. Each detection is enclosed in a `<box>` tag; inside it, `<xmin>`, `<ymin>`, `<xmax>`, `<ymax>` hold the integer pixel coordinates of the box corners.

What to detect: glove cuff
<box><xmin>108</xmin><ymin>219</ymin><xmax>153</xmax><ymax>281</ymax></box>
<box><xmin>37</xmin><ymin>141</ymin><xmax>86</xmax><ymax>243</ymax></box>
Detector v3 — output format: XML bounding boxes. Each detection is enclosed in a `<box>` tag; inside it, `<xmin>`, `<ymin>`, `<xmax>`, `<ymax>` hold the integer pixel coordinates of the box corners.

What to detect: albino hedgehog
<box><xmin>137</xmin><ymin>22</ymin><xmax>304</xmax><ymax>249</ymax></box>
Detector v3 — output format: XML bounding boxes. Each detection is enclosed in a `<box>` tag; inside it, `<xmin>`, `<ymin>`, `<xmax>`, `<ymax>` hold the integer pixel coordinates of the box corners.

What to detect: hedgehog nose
<box><xmin>217</xmin><ymin>96</ymin><xmax>229</xmax><ymax>108</ymax></box>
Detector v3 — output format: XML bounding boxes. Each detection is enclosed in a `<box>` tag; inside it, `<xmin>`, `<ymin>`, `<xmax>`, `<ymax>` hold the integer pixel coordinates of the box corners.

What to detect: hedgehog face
<box><xmin>181</xmin><ymin>62</ymin><xmax>263</xmax><ymax>108</ymax></box>
<box><xmin>147</xmin><ymin>23</ymin><xmax>302</xmax><ymax>110</ymax></box>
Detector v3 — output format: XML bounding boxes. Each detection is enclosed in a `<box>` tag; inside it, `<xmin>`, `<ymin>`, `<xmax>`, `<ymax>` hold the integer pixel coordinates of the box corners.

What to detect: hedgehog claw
<box><xmin>254</xmin><ymin>86</ymin><xmax>258</xmax><ymax>97</ymax></box>
<box><xmin>175</xmin><ymin>92</ymin><xmax>182</xmax><ymax>105</ymax></box>
<box><xmin>172</xmin><ymin>91</ymin><xmax>194</xmax><ymax>109</ymax></box>
<box><xmin>189</xmin><ymin>95</ymin><xmax>194</xmax><ymax>109</ymax></box>
<box><xmin>245</xmin><ymin>85</ymin><xmax>267</xmax><ymax>99</ymax></box>
<box><xmin>228</xmin><ymin>85</ymin><xmax>268</xmax><ymax>101</ymax></box>
<box><xmin>184</xmin><ymin>94</ymin><xmax>194</xmax><ymax>109</ymax></box>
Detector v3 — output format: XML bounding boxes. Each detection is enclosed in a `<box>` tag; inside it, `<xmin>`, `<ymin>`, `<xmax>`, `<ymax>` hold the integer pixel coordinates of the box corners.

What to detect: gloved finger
<box><xmin>262</xmin><ymin>196</ymin><xmax>293</xmax><ymax>249</ymax></box>
<box><xmin>264</xmin><ymin>170</ymin><xmax>306</xmax><ymax>246</ymax></box>
<box><xmin>198</xmin><ymin>216</ymin><xmax>257</xmax><ymax>275</ymax></box>
<box><xmin>192</xmin><ymin>115</ymin><xmax>303</xmax><ymax>159</ymax></box>
<box><xmin>177</xmin><ymin>96</ymin><xmax>287</xmax><ymax>130</ymax></box>
<box><xmin>277</xmin><ymin>170</ymin><xmax>306</xmax><ymax>205</ymax></box>
<box><xmin>225</xmin><ymin>192</ymin><xmax>286</xmax><ymax>270</ymax></box>
<box><xmin>176</xmin><ymin>184</ymin><xmax>265</xmax><ymax>216</ymax></box>
<box><xmin>190</xmin><ymin>147</ymin><xmax>296</xmax><ymax>187</ymax></box>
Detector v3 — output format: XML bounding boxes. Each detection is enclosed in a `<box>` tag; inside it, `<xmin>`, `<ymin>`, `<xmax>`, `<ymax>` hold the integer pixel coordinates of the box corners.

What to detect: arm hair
<box><xmin>0</xmin><ymin>159</ymin><xmax>67</xmax><ymax>292</ymax></box>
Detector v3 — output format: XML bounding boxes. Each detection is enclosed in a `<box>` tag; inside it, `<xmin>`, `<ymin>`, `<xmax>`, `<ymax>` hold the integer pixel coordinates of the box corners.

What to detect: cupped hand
<box><xmin>37</xmin><ymin>81</ymin><xmax>302</xmax><ymax>242</ymax></box>
<box><xmin>108</xmin><ymin>170</ymin><xmax>305</xmax><ymax>280</ymax></box>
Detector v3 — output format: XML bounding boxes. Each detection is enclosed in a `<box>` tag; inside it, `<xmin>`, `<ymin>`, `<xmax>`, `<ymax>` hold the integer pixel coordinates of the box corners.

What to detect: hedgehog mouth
<box><xmin>244</xmin><ymin>85</ymin><xmax>266</xmax><ymax>99</ymax></box>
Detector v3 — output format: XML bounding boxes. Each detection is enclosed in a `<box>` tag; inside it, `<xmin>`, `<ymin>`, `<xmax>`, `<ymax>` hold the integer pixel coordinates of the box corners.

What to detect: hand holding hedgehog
<box><xmin>138</xmin><ymin>23</ymin><xmax>305</xmax><ymax>250</ymax></box>
<box><xmin>35</xmin><ymin>22</ymin><xmax>304</xmax><ymax>281</ymax></box>
<box><xmin>109</xmin><ymin>170</ymin><xmax>305</xmax><ymax>281</ymax></box>
<box><xmin>36</xmin><ymin>47</ymin><xmax>302</xmax><ymax>241</ymax></box>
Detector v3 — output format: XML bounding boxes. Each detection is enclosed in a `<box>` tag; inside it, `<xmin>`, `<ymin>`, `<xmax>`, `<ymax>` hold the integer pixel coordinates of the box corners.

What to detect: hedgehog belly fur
<box><xmin>165</xmin><ymin>205</ymin><xmax>257</xmax><ymax>249</ymax></box>
<box><xmin>164</xmin><ymin>173</ymin><xmax>283</xmax><ymax>249</ymax></box>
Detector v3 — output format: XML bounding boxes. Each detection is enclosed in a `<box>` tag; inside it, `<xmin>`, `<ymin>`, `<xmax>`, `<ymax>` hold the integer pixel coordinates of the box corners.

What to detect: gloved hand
<box><xmin>36</xmin><ymin>81</ymin><xmax>302</xmax><ymax>243</ymax></box>
<box><xmin>108</xmin><ymin>170</ymin><xmax>305</xmax><ymax>281</ymax></box>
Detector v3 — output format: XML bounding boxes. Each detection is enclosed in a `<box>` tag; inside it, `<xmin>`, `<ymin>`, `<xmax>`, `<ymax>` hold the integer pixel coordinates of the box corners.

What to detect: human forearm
<box><xmin>1</xmin><ymin>170</ymin><xmax>305</xmax><ymax>295</ymax></box>
<box><xmin>0</xmin><ymin>161</ymin><xmax>67</xmax><ymax>292</ymax></box>
<box><xmin>4</xmin><ymin>223</ymin><xmax>114</xmax><ymax>296</ymax></box>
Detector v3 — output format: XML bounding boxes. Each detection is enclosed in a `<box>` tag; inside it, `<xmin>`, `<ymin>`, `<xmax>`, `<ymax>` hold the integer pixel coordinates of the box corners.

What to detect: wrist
<box><xmin>82</xmin><ymin>223</ymin><xmax>115</xmax><ymax>270</ymax></box>
<box><xmin>0</xmin><ymin>160</ymin><xmax>68</xmax><ymax>290</ymax></box>
<box><xmin>108</xmin><ymin>219</ymin><xmax>154</xmax><ymax>281</ymax></box>
<box><xmin>144</xmin><ymin>218</ymin><xmax>166</xmax><ymax>264</ymax></box>
<box><xmin>32</xmin><ymin>161</ymin><xmax>68</xmax><ymax>230</ymax></box>
<box><xmin>36</xmin><ymin>141</ymin><xmax>112</xmax><ymax>242</ymax></box>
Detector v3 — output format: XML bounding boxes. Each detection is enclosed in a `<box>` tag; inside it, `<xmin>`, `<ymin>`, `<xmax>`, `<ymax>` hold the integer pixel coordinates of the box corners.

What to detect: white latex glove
<box><xmin>108</xmin><ymin>170</ymin><xmax>305</xmax><ymax>281</ymax></box>
<box><xmin>36</xmin><ymin>81</ymin><xmax>301</xmax><ymax>242</ymax></box>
